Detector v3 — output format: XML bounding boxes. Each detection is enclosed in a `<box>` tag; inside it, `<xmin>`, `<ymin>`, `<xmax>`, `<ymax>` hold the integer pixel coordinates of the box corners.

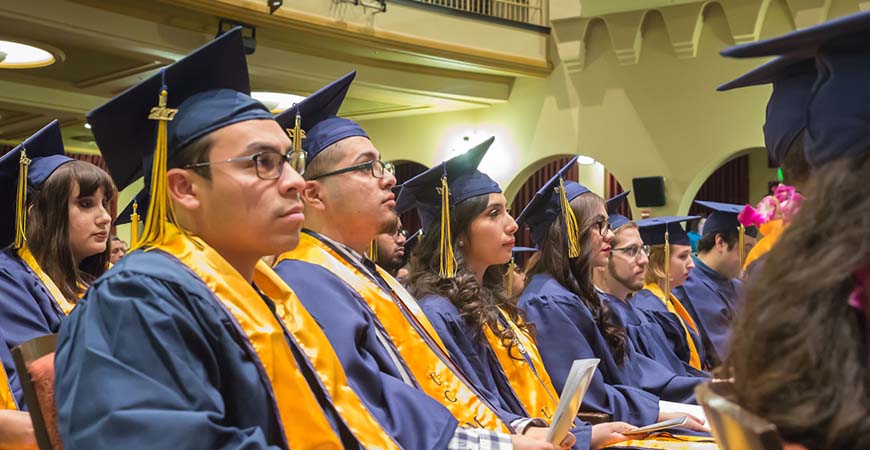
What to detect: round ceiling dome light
<box><xmin>0</xmin><ymin>40</ymin><xmax>57</xmax><ymax>69</ymax></box>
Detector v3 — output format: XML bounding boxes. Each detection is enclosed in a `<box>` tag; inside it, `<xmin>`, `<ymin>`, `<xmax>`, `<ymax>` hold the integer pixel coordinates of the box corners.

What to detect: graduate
<box><xmin>506</xmin><ymin>247</ymin><xmax>537</xmax><ymax>302</ymax></box>
<box><xmin>55</xmin><ymin>29</ymin><xmax>399</xmax><ymax>450</ymax></box>
<box><xmin>0</xmin><ymin>326</ymin><xmax>36</xmax><ymax>449</ymax></box>
<box><xmin>516</xmin><ymin>159</ymin><xmax>706</xmax><ymax>430</ymax></box>
<box><xmin>718</xmin><ymin>54</ymin><xmax>817</xmax><ymax>273</ymax></box>
<box><xmin>673</xmin><ymin>201</ymin><xmax>757</xmax><ymax>364</ymax></box>
<box><xmin>720</xmin><ymin>12</ymin><xmax>870</xmax><ymax>449</ymax></box>
<box><xmin>632</xmin><ymin>216</ymin><xmax>710</xmax><ymax>370</ymax></box>
<box><xmin>401</xmin><ymin>147</ymin><xmax>637</xmax><ymax>449</ymax></box>
<box><xmin>371</xmin><ymin>216</ymin><xmax>408</xmax><ymax>277</ymax></box>
<box><xmin>593</xmin><ymin>196</ymin><xmax>706</xmax><ymax>378</ymax></box>
<box><xmin>0</xmin><ymin>120</ymin><xmax>114</xmax><ymax>407</ymax></box>
<box><xmin>272</xmin><ymin>72</ymin><xmax>564</xmax><ymax>449</ymax></box>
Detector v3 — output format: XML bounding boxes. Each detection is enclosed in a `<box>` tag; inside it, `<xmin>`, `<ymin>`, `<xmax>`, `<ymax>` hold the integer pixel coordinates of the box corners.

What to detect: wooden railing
<box><xmin>403</xmin><ymin>0</ymin><xmax>548</xmax><ymax>27</ymax></box>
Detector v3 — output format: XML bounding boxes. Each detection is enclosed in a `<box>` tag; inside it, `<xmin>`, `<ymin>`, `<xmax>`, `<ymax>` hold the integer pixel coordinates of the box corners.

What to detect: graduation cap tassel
<box><xmin>14</xmin><ymin>149</ymin><xmax>30</xmax><ymax>250</ymax></box>
<box><xmin>664</xmin><ymin>229</ymin><xmax>671</xmax><ymax>295</ymax></box>
<box><xmin>558</xmin><ymin>178</ymin><xmax>582</xmax><ymax>258</ymax></box>
<box><xmin>506</xmin><ymin>258</ymin><xmax>516</xmax><ymax>298</ymax></box>
<box><xmin>738</xmin><ymin>224</ymin><xmax>746</xmax><ymax>268</ymax></box>
<box><xmin>137</xmin><ymin>88</ymin><xmax>180</xmax><ymax>250</ymax></box>
<box><xmin>129</xmin><ymin>200</ymin><xmax>140</xmax><ymax>248</ymax></box>
<box><xmin>439</xmin><ymin>175</ymin><xmax>457</xmax><ymax>279</ymax></box>
<box><xmin>368</xmin><ymin>240</ymin><xmax>377</xmax><ymax>263</ymax></box>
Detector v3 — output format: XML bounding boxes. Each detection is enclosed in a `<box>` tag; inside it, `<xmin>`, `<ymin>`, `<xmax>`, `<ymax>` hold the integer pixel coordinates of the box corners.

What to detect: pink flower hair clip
<box><xmin>738</xmin><ymin>183</ymin><xmax>805</xmax><ymax>227</ymax></box>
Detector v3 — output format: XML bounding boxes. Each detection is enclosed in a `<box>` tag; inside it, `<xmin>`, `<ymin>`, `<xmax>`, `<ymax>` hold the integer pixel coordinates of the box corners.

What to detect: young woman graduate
<box><xmin>516</xmin><ymin>158</ymin><xmax>707</xmax><ymax>430</ymax></box>
<box><xmin>718</xmin><ymin>11</ymin><xmax>870</xmax><ymax>449</ymax></box>
<box><xmin>0</xmin><ymin>120</ymin><xmax>114</xmax><ymax>407</ymax></box>
<box><xmin>631</xmin><ymin>216</ymin><xmax>709</xmax><ymax>371</ymax></box>
<box><xmin>400</xmin><ymin>151</ymin><xmax>636</xmax><ymax>449</ymax></box>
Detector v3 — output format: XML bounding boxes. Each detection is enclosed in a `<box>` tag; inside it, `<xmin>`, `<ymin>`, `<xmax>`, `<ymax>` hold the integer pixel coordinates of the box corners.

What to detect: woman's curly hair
<box><xmin>407</xmin><ymin>194</ymin><xmax>533</xmax><ymax>360</ymax></box>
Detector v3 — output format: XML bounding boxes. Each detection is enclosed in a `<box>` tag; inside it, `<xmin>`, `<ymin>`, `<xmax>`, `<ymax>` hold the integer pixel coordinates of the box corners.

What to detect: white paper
<box><xmin>658</xmin><ymin>400</ymin><xmax>709</xmax><ymax>425</ymax></box>
<box><xmin>545</xmin><ymin>358</ymin><xmax>599</xmax><ymax>445</ymax></box>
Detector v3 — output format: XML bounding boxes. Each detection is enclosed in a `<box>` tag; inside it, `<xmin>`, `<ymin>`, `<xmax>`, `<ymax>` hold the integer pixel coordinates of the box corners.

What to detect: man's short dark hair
<box><xmin>169</xmin><ymin>133</ymin><xmax>214</xmax><ymax>179</ymax></box>
<box><xmin>697</xmin><ymin>227</ymin><xmax>739</xmax><ymax>253</ymax></box>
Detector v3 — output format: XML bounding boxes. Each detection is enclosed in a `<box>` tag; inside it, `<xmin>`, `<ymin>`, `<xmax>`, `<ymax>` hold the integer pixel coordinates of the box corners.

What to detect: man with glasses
<box><xmin>593</xmin><ymin>205</ymin><xmax>707</xmax><ymax>378</ymax></box>
<box><xmin>372</xmin><ymin>216</ymin><xmax>408</xmax><ymax>277</ymax></box>
<box><xmin>271</xmin><ymin>73</ymin><xmax>560</xmax><ymax>450</ymax></box>
<box><xmin>55</xmin><ymin>31</ymin><xmax>399</xmax><ymax>450</ymax></box>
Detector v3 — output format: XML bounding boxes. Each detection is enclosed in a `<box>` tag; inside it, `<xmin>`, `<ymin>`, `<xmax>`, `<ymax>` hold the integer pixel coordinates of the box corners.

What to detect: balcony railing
<box><xmin>401</xmin><ymin>0</ymin><xmax>548</xmax><ymax>27</ymax></box>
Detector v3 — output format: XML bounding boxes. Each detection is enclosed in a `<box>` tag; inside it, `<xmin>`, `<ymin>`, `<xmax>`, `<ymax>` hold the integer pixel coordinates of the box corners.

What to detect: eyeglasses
<box><xmin>590</xmin><ymin>218</ymin><xmax>612</xmax><ymax>237</ymax></box>
<box><xmin>184</xmin><ymin>149</ymin><xmax>306</xmax><ymax>180</ymax></box>
<box><xmin>393</xmin><ymin>228</ymin><xmax>408</xmax><ymax>239</ymax></box>
<box><xmin>308</xmin><ymin>160</ymin><xmax>395</xmax><ymax>181</ymax></box>
<box><xmin>611</xmin><ymin>244</ymin><xmax>650</xmax><ymax>259</ymax></box>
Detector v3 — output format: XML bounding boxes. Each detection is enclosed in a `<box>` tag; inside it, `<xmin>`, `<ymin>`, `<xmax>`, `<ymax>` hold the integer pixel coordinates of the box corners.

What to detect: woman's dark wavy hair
<box><xmin>722</xmin><ymin>152</ymin><xmax>870</xmax><ymax>450</ymax></box>
<box><xmin>526</xmin><ymin>192</ymin><xmax>629</xmax><ymax>364</ymax></box>
<box><xmin>407</xmin><ymin>194</ymin><xmax>533</xmax><ymax>361</ymax></box>
<box><xmin>26</xmin><ymin>160</ymin><xmax>116</xmax><ymax>301</ymax></box>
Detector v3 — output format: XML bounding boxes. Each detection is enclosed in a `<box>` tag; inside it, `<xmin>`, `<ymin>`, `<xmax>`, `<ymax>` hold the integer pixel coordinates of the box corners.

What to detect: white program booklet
<box><xmin>545</xmin><ymin>358</ymin><xmax>600</xmax><ymax>445</ymax></box>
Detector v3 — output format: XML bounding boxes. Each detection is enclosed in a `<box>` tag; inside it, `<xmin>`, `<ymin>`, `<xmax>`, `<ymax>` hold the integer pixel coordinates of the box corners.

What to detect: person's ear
<box><xmin>167</xmin><ymin>168</ymin><xmax>202</xmax><ymax>211</ymax></box>
<box><xmin>301</xmin><ymin>180</ymin><xmax>327</xmax><ymax>212</ymax></box>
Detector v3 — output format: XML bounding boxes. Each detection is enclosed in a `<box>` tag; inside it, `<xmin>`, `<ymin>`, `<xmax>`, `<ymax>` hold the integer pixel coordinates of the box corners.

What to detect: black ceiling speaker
<box><xmin>632</xmin><ymin>176</ymin><xmax>666</xmax><ymax>207</ymax></box>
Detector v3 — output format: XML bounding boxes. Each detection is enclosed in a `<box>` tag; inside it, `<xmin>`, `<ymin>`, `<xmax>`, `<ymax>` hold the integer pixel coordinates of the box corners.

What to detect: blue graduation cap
<box><xmin>0</xmin><ymin>120</ymin><xmax>73</xmax><ymax>249</ymax></box>
<box><xmin>721</xmin><ymin>10</ymin><xmax>870</xmax><ymax>167</ymax></box>
<box><xmin>87</xmin><ymin>27</ymin><xmax>274</xmax><ymax>248</ymax></box>
<box><xmin>515</xmin><ymin>156</ymin><xmax>588</xmax><ymax>256</ymax></box>
<box><xmin>717</xmin><ymin>56</ymin><xmax>817</xmax><ymax>166</ymax></box>
<box><xmin>605</xmin><ymin>191</ymin><xmax>631</xmax><ymax>230</ymax></box>
<box><xmin>636</xmin><ymin>216</ymin><xmax>699</xmax><ymax>247</ymax></box>
<box><xmin>395</xmin><ymin>137</ymin><xmax>499</xmax><ymax>277</ymax></box>
<box><xmin>274</xmin><ymin>71</ymin><xmax>363</xmax><ymax>164</ymax></box>
<box><xmin>694</xmin><ymin>201</ymin><xmax>757</xmax><ymax>265</ymax></box>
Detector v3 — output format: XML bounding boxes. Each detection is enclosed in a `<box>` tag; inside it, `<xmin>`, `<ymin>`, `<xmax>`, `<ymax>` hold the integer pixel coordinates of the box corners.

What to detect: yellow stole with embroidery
<box><xmin>743</xmin><ymin>219</ymin><xmax>785</xmax><ymax>271</ymax></box>
<box><xmin>483</xmin><ymin>308</ymin><xmax>558</xmax><ymax>421</ymax></box>
<box><xmin>17</xmin><ymin>246</ymin><xmax>75</xmax><ymax>315</ymax></box>
<box><xmin>278</xmin><ymin>233</ymin><xmax>510</xmax><ymax>432</ymax></box>
<box><xmin>643</xmin><ymin>283</ymin><xmax>702</xmax><ymax>370</ymax></box>
<box><xmin>0</xmin><ymin>360</ymin><xmax>16</xmax><ymax>410</ymax></box>
<box><xmin>152</xmin><ymin>223</ymin><xmax>399</xmax><ymax>450</ymax></box>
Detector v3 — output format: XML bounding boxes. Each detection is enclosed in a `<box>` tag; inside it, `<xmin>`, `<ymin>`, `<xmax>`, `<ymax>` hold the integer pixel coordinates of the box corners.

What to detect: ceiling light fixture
<box><xmin>251</xmin><ymin>92</ymin><xmax>306</xmax><ymax>112</ymax></box>
<box><xmin>0</xmin><ymin>40</ymin><xmax>56</xmax><ymax>69</ymax></box>
<box><xmin>577</xmin><ymin>155</ymin><xmax>596</xmax><ymax>165</ymax></box>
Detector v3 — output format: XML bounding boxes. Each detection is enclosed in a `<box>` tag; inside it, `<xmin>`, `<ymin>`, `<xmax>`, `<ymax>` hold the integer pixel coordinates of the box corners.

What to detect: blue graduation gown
<box><xmin>673</xmin><ymin>258</ymin><xmax>742</xmax><ymax>364</ymax></box>
<box><xmin>0</xmin><ymin>248</ymin><xmax>65</xmax><ymax>349</ymax></box>
<box><xmin>0</xmin><ymin>327</ymin><xmax>21</xmax><ymax>409</ymax></box>
<box><xmin>600</xmin><ymin>291</ymin><xmax>707</xmax><ymax>378</ymax></box>
<box><xmin>274</xmin><ymin>257</ymin><xmax>458</xmax><ymax>450</ymax></box>
<box><xmin>418</xmin><ymin>294</ymin><xmax>593</xmax><ymax>450</ymax></box>
<box><xmin>519</xmin><ymin>274</ymin><xmax>701</xmax><ymax>425</ymax></box>
<box><xmin>632</xmin><ymin>289</ymin><xmax>707</xmax><ymax>369</ymax></box>
<box><xmin>55</xmin><ymin>250</ymin><xmax>353</xmax><ymax>450</ymax></box>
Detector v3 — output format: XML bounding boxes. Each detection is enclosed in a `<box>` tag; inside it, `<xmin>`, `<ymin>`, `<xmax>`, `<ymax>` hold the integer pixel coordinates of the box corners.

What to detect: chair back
<box><xmin>696</xmin><ymin>381</ymin><xmax>783</xmax><ymax>450</ymax></box>
<box><xmin>12</xmin><ymin>334</ymin><xmax>62</xmax><ymax>450</ymax></box>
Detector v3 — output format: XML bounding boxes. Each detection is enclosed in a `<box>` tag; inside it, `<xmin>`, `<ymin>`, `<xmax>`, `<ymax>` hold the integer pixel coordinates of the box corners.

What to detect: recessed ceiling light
<box><xmin>577</xmin><ymin>155</ymin><xmax>596</xmax><ymax>165</ymax></box>
<box><xmin>84</xmin><ymin>123</ymin><xmax>91</xmax><ymax>129</ymax></box>
<box><xmin>0</xmin><ymin>40</ymin><xmax>56</xmax><ymax>69</ymax></box>
<box><xmin>251</xmin><ymin>92</ymin><xmax>306</xmax><ymax>112</ymax></box>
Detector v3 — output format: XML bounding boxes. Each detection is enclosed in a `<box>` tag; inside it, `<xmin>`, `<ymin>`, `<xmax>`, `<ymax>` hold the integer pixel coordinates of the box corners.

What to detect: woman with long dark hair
<box><xmin>401</xmin><ymin>147</ymin><xmax>640</xmax><ymax>449</ymax></box>
<box><xmin>517</xmin><ymin>158</ymin><xmax>706</xmax><ymax>431</ymax></box>
<box><xmin>0</xmin><ymin>121</ymin><xmax>114</xmax><ymax>408</ymax></box>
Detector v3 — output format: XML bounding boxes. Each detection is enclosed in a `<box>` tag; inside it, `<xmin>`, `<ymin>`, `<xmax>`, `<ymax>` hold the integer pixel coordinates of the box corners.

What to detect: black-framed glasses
<box><xmin>308</xmin><ymin>160</ymin><xmax>395</xmax><ymax>181</ymax></box>
<box><xmin>184</xmin><ymin>149</ymin><xmax>306</xmax><ymax>180</ymax></box>
<box><xmin>611</xmin><ymin>244</ymin><xmax>650</xmax><ymax>259</ymax></box>
<box><xmin>393</xmin><ymin>228</ymin><xmax>408</xmax><ymax>239</ymax></box>
<box><xmin>590</xmin><ymin>218</ymin><xmax>612</xmax><ymax>237</ymax></box>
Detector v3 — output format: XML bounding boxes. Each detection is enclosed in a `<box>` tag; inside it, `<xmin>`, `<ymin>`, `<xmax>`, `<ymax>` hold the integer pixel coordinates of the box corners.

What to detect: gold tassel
<box><xmin>558</xmin><ymin>178</ymin><xmax>581</xmax><ymax>258</ymax></box>
<box><xmin>14</xmin><ymin>149</ymin><xmax>31</xmax><ymax>250</ymax></box>
<box><xmin>367</xmin><ymin>240</ymin><xmax>377</xmax><ymax>263</ymax></box>
<box><xmin>135</xmin><ymin>89</ymin><xmax>180</xmax><ymax>250</ymax></box>
<box><xmin>130</xmin><ymin>200</ymin><xmax>140</xmax><ymax>247</ymax></box>
<box><xmin>664</xmin><ymin>229</ymin><xmax>671</xmax><ymax>295</ymax></box>
<box><xmin>439</xmin><ymin>175</ymin><xmax>456</xmax><ymax>278</ymax></box>
<box><xmin>506</xmin><ymin>258</ymin><xmax>516</xmax><ymax>297</ymax></box>
<box><xmin>738</xmin><ymin>224</ymin><xmax>746</xmax><ymax>268</ymax></box>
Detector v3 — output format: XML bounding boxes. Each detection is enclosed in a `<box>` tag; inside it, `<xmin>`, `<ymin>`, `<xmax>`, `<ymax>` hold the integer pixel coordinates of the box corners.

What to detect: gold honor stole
<box><xmin>0</xmin><ymin>360</ymin><xmax>16</xmax><ymax>410</ymax></box>
<box><xmin>17</xmin><ymin>246</ymin><xmax>75</xmax><ymax>315</ymax></box>
<box><xmin>743</xmin><ymin>219</ymin><xmax>784</xmax><ymax>271</ymax></box>
<box><xmin>483</xmin><ymin>308</ymin><xmax>558</xmax><ymax>421</ymax></box>
<box><xmin>153</xmin><ymin>224</ymin><xmax>399</xmax><ymax>450</ymax></box>
<box><xmin>279</xmin><ymin>233</ymin><xmax>510</xmax><ymax>433</ymax></box>
<box><xmin>643</xmin><ymin>283</ymin><xmax>702</xmax><ymax>370</ymax></box>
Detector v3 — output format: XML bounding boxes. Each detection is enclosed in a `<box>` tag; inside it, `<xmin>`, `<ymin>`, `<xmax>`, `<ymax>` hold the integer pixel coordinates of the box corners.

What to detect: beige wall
<box><xmin>361</xmin><ymin>0</ymin><xmax>861</xmax><ymax>217</ymax></box>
